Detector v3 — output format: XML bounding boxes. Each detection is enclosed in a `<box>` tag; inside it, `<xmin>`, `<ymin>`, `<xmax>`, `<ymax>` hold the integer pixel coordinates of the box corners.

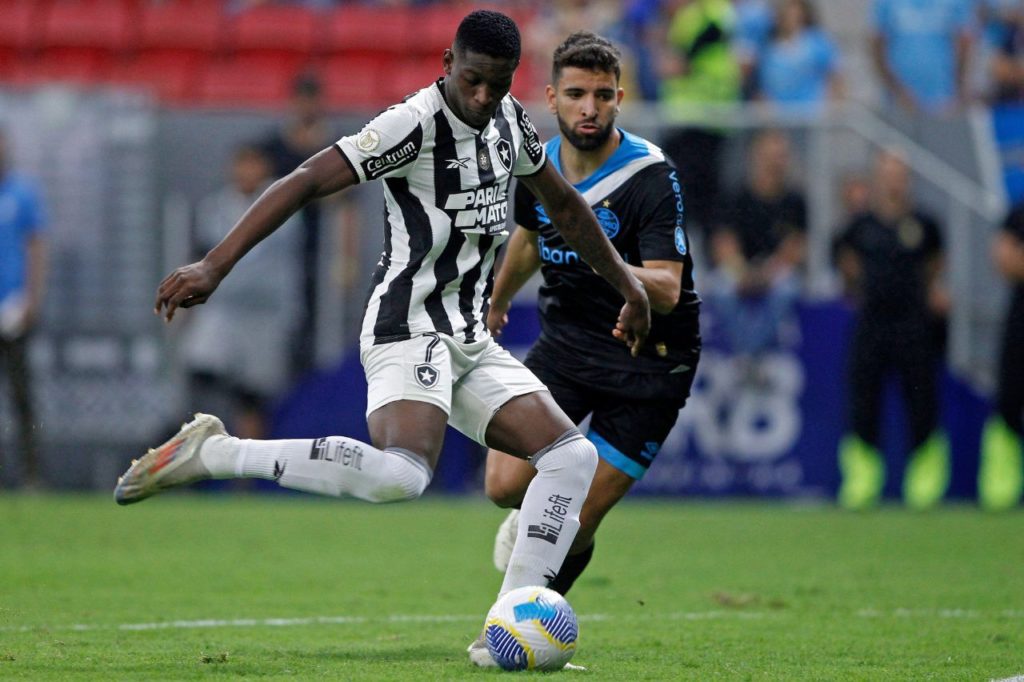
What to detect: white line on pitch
<box><xmin>1</xmin><ymin>610</ymin><xmax>766</xmax><ymax>634</ymax></box>
<box><xmin>6</xmin><ymin>607</ymin><xmax>1022</xmax><ymax>635</ymax></box>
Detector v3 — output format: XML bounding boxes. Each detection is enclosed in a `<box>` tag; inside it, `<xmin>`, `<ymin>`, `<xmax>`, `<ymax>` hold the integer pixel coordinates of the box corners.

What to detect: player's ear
<box><xmin>442</xmin><ymin>48</ymin><xmax>454</xmax><ymax>76</ymax></box>
<box><xmin>546</xmin><ymin>84</ymin><xmax>556</xmax><ymax>113</ymax></box>
<box><xmin>616</xmin><ymin>87</ymin><xmax>624</xmax><ymax>110</ymax></box>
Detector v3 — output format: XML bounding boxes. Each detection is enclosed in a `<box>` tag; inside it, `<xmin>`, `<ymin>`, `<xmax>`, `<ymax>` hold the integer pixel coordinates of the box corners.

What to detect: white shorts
<box><xmin>360</xmin><ymin>333</ymin><xmax>548</xmax><ymax>445</ymax></box>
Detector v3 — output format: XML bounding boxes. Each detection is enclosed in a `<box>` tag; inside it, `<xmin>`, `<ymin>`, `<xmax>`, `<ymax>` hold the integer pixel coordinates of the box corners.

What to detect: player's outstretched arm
<box><xmin>628</xmin><ymin>261</ymin><xmax>682</xmax><ymax>315</ymax></box>
<box><xmin>488</xmin><ymin>227</ymin><xmax>541</xmax><ymax>337</ymax></box>
<box><xmin>155</xmin><ymin>147</ymin><xmax>356</xmax><ymax>322</ymax></box>
<box><xmin>519</xmin><ymin>161</ymin><xmax>650</xmax><ymax>355</ymax></box>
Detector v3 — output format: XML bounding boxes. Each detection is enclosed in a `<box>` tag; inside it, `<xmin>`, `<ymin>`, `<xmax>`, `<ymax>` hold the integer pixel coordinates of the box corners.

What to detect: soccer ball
<box><xmin>484</xmin><ymin>585</ymin><xmax>578</xmax><ymax>671</ymax></box>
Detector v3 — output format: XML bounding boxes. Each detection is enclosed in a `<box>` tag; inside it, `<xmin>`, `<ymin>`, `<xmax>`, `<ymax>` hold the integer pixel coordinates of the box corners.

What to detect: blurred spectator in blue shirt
<box><xmin>979</xmin><ymin>0</ymin><xmax>1020</xmax><ymax>48</ymax></box>
<box><xmin>0</xmin><ymin>129</ymin><xmax>47</xmax><ymax>488</ymax></box>
<box><xmin>871</xmin><ymin>0</ymin><xmax>976</xmax><ymax>114</ymax></box>
<box><xmin>756</xmin><ymin>0</ymin><xmax>843</xmax><ymax>111</ymax></box>
<box><xmin>733</xmin><ymin>0</ymin><xmax>775</xmax><ymax>99</ymax></box>
<box><xmin>989</xmin><ymin>5</ymin><xmax>1024</xmax><ymax>102</ymax></box>
<box><xmin>621</xmin><ymin>0</ymin><xmax>665</xmax><ymax>101</ymax></box>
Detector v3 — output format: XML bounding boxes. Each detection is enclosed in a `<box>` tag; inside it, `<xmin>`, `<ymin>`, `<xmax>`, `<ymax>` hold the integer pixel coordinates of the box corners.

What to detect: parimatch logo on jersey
<box><xmin>444</xmin><ymin>184</ymin><xmax>509</xmax><ymax>234</ymax></box>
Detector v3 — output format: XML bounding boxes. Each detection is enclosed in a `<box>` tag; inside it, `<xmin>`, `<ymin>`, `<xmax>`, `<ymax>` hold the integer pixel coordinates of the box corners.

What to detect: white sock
<box><xmin>199</xmin><ymin>435</ymin><xmax>432</xmax><ymax>503</ymax></box>
<box><xmin>499</xmin><ymin>429</ymin><xmax>597</xmax><ymax>596</ymax></box>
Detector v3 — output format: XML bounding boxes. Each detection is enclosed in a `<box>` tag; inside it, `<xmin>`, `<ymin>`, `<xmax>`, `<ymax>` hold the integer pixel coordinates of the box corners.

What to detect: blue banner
<box><xmin>992</xmin><ymin>104</ymin><xmax>1024</xmax><ymax>203</ymax></box>
<box><xmin>270</xmin><ymin>299</ymin><xmax>989</xmax><ymax>500</ymax></box>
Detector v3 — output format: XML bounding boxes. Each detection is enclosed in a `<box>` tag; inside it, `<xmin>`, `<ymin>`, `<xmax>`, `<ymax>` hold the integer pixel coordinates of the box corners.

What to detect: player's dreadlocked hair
<box><xmin>552</xmin><ymin>31</ymin><xmax>621</xmax><ymax>83</ymax></box>
<box><xmin>454</xmin><ymin>10</ymin><xmax>521</xmax><ymax>62</ymax></box>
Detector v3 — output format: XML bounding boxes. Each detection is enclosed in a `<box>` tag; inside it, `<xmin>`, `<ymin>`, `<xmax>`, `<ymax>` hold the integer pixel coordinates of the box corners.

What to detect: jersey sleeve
<box><xmin>335</xmin><ymin>103</ymin><xmax>424</xmax><ymax>184</ymax></box>
<box><xmin>636</xmin><ymin>165</ymin><xmax>689</xmax><ymax>262</ymax></box>
<box><xmin>509</xmin><ymin>99</ymin><xmax>547</xmax><ymax>177</ymax></box>
<box><xmin>513</xmin><ymin>181</ymin><xmax>542</xmax><ymax>231</ymax></box>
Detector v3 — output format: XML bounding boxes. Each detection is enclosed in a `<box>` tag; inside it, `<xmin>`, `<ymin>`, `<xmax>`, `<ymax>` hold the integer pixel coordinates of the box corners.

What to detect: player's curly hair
<box><xmin>454</xmin><ymin>10</ymin><xmax>521</xmax><ymax>62</ymax></box>
<box><xmin>552</xmin><ymin>31</ymin><xmax>621</xmax><ymax>83</ymax></box>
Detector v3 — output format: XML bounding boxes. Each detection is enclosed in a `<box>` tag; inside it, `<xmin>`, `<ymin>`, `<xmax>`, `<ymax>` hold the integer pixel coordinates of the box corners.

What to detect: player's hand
<box><xmin>612</xmin><ymin>288</ymin><xmax>651</xmax><ymax>357</ymax></box>
<box><xmin>487</xmin><ymin>300</ymin><xmax>511</xmax><ymax>338</ymax></box>
<box><xmin>154</xmin><ymin>259</ymin><xmax>223</xmax><ymax>322</ymax></box>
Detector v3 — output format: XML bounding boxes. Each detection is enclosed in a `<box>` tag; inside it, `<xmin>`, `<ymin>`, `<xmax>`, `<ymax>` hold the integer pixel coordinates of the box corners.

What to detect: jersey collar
<box><xmin>547</xmin><ymin>129</ymin><xmax>651</xmax><ymax>194</ymax></box>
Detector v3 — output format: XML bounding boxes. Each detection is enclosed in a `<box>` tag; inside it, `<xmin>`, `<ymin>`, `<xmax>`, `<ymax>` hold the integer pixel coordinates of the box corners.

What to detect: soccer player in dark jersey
<box><xmin>978</xmin><ymin>203</ymin><xmax>1024</xmax><ymax>510</ymax></box>
<box><xmin>833</xmin><ymin>148</ymin><xmax>949</xmax><ymax>510</ymax></box>
<box><xmin>113</xmin><ymin>10</ymin><xmax>651</xmax><ymax>633</ymax></box>
<box><xmin>468</xmin><ymin>32</ymin><xmax>701</xmax><ymax>666</ymax></box>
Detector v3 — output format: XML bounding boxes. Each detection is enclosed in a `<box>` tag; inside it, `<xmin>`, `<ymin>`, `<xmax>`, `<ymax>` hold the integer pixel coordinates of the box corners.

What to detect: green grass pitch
<box><xmin>1</xmin><ymin>493</ymin><xmax>1021</xmax><ymax>680</ymax></box>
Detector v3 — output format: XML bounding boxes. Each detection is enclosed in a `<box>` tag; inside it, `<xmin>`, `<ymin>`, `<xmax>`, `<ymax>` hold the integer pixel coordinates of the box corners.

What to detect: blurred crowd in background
<box><xmin>1</xmin><ymin>0</ymin><xmax>1023</xmax><ymax>508</ymax></box>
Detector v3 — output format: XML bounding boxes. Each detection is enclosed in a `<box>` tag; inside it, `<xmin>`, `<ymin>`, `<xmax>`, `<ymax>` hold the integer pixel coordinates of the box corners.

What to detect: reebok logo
<box><xmin>273</xmin><ymin>460</ymin><xmax>286</xmax><ymax>480</ymax></box>
<box><xmin>446</xmin><ymin>157</ymin><xmax>470</xmax><ymax>169</ymax></box>
<box><xmin>526</xmin><ymin>493</ymin><xmax>572</xmax><ymax>545</ymax></box>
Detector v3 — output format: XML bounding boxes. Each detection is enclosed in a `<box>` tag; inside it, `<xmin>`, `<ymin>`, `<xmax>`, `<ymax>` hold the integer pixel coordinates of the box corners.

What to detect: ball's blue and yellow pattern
<box><xmin>484</xmin><ymin>586</ymin><xmax>578</xmax><ymax>671</ymax></box>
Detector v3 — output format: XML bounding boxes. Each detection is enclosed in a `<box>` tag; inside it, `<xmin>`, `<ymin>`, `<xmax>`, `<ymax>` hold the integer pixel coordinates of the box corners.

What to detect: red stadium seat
<box><xmin>196</xmin><ymin>56</ymin><xmax>295</xmax><ymax>108</ymax></box>
<box><xmin>408</xmin><ymin>4</ymin><xmax>466</xmax><ymax>57</ymax></box>
<box><xmin>41</xmin><ymin>0</ymin><xmax>135</xmax><ymax>53</ymax></box>
<box><xmin>320</xmin><ymin>56</ymin><xmax>391</xmax><ymax>111</ymax></box>
<box><xmin>7</xmin><ymin>53</ymin><xmax>107</xmax><ymax>86</ymax></box>
<box><xmin>386</xmin><ymin>58</ymin><xmax>445</xmax><ymax>104</ymax></box>
<box><xmin>108</xmin><ymin>53</ymin><xmax>199</xmax><ymax>104</ymax></box>
<box><xmin>0</xmin><ymin>0</ymin><xmax>45</xmax><ymax>54</ymax></box>
<box><xmin>137</xmin><ymin>1</ymin><xmax>225</xmax><ymax>58</ymax></box>
<box><xmin>228</xmin><ymin>5</ymin><xmax>321</xmax><ymax>64</ymax></box>
<box><xmin>510</xmin><ymin>57</ymin><xmax>539</xmax><ymax>102</ymax></box>
<box><xmin>323</xmin><ymin>6</ymin><xmax>412</xmax><ymax>59</ymax></box>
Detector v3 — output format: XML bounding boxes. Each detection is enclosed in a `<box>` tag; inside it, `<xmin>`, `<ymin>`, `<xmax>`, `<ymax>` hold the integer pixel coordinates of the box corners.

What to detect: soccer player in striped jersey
<box><xmin>469</xmin><ymin>34</ymin><xmax>700</xmax><ymax>665</ymax></box>
<box><xmin>114</xmin><ymin>10</ymin><xmax>650</xmax><ymax>622</ymax></box>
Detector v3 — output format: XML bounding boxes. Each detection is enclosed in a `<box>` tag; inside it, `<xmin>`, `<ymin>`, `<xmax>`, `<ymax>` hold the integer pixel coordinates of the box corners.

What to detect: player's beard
<box><xmin>557</xmin><ymin>113</ymin><xmax>614</xmax><ymax>152</ymax></box>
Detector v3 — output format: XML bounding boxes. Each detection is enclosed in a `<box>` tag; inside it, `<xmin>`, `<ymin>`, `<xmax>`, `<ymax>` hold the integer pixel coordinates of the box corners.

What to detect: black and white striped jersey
<box><xmin>335</xmin><ymin>79</ymin><xmax>547</xmax><ymax>346</ymax></box>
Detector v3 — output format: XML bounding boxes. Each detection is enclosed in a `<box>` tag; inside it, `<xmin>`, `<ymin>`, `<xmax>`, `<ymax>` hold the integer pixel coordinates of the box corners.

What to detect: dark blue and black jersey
<box><xmin>514</xmin><ymin>129</ymin><xmax>701</xmax><ymax>373</ymax></box>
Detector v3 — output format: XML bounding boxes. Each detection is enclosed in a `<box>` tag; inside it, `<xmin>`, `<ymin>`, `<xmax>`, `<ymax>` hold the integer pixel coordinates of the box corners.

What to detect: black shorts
<box><xmin>524</xmin><ymin>339</ymin><xmax>699</xmax><ymax>480</ymax></box>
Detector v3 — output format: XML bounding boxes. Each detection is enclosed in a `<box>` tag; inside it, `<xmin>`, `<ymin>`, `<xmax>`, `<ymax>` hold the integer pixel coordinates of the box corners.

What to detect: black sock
<box><xmin>548</xmin><ymin>541</ymin><xmax>594</xmax><ymax>596</ymax></box>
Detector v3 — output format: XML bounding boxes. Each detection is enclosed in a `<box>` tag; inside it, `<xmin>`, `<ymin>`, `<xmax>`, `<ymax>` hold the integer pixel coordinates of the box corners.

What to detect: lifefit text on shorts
<box><xmin>444</xmin><ymin>184</ymin><xmax>508</xmax><ymax>234</ymax></box>
<box><xmin>309</xmin><ymin>437</ymin><xmax>364</xmax><ymax>470</ymax></box>
<box><xmin>526</xmin><ymin>493</ymin><xmax>572</xmax><ymax>545</ymax></box>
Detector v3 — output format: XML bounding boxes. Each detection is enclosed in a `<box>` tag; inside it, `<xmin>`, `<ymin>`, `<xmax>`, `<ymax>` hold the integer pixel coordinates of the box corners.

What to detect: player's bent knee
<box><xmin>485</xmin><ymin>479</ymin><xmax>522</xmax><ymax>508</ymax></box>
<box><xmin>366</xmin><ymin>448</ymin><xmax>432</xmax><ymax>503</ymax></box>
<box><xmin>535</xmin><ymin>431</ymin><xmax>597</xmax><ymax>487</ymax></box>
<box><xmin>484</xmin><ymin>465</ymin><xmax>527</xmax><ymax>508</ymax></box>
